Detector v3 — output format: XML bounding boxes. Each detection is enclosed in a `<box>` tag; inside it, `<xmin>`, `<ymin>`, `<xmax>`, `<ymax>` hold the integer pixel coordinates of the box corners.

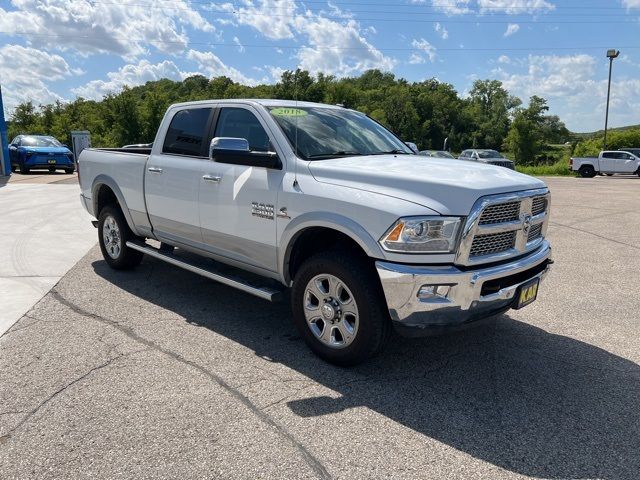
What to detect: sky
<box><xmin>0</xmin><ymin>0</ymin><xmax>639</xmax><ymax>132</ymax></box>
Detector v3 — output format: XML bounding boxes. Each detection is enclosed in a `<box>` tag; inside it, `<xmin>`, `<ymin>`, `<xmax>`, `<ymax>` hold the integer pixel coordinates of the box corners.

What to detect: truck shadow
<box><xmin>92</xmin><ymin>257</ymin><xmax>639</xmax><ymax>479</ymax></box>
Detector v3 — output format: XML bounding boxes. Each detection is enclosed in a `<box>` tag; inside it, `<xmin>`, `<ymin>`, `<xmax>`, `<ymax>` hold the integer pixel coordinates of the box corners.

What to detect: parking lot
<box><xmin>1</xmin><ymin>176</ymin><xmax>639</xmax><ymax>479</ymax></box>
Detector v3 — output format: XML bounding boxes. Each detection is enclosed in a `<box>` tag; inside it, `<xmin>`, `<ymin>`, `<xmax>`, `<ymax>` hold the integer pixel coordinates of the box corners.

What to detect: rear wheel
<box><xmin>579</xmin><ymin>165</ymin><xmax>596</xmax><ymax>178</ymax></box>
<box><xmin>291</xmin><ymin>251</ymin><xmax>391</xmax><ymax>366</ymax></box>
<box><xmin>98</xmin><ymin>205</ymin><xmax>144</xmax><ymax>270</ymax></box>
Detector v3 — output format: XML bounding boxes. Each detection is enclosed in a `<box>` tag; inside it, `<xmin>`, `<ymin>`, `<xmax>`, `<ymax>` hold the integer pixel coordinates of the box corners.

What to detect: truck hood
<box><xmin>308</xmin><ymin>155</ymin><xmax>546</xmax><ymax>215</ymax></box>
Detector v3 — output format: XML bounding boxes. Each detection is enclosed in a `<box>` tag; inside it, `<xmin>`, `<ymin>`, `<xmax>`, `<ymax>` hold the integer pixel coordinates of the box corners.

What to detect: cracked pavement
<box><xmin>1</xmin><ymin>176</ymin><xmax>640</xmax><ymax>479</ymax></box>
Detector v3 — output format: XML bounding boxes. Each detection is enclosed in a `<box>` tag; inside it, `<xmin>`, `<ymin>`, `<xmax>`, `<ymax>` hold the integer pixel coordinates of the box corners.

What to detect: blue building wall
<box><xmin>0</xmin><ymin>86</ymin><xmax>10</xmax><ymax>176</ymax></box>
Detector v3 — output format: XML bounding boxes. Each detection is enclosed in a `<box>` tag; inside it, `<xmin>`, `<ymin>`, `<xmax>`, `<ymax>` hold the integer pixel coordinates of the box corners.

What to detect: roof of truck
<box><xmin>169</xmin><ymin>99</ymin><xmax>346</xmax><ymax>109</ymax></box>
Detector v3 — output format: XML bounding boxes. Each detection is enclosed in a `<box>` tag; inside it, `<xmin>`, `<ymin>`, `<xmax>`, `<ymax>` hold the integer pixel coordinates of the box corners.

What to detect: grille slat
<box><xmin>470</xmin><ymin>231</ymin><xmax>517</xmax><ymax>257</ymax></box>
<box><xmin>479</xmin><ymin>201</ymin><xmax>521</xmax><ymax>225</ymax></box>
<box><xmin>531</xmin><ymin>196</ymin><xmax>547</xmax><ymax>216</ymax></box>
<box><xmin>527</xmin><ymin>224</ymin><xmax>543</xmax><ymax>242</ymax></box>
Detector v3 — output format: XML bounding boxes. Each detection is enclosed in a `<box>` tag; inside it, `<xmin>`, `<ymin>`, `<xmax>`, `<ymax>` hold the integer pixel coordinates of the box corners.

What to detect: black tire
<box><xmin>11</xmin><ymin>164</ymin><xmax>17</xmax><ymax>173</ymax></box>
<box><xmin>65</xmin><ymin>168</ymin><xmax>75</xmax><ymax>174</ymax></box>
<box><xmin>98</xmin><ymin>205</ymin><xmax>144</xmax><ymax>270</ymax></box>
<box><xmin>291</xmin><ymin>250</ymin><xmax>392</xmax><ymax>366</ymax></box>
<box><xmin>19</xmin><ymin>164</ymin><xmax>29</xmax><ymax>174</ymax></box>
<box><xmin>605</xmin><ymin>173</ymin><xmax>613</xmax><ymax>176</ymax></box>
<box><xmin>48</xmin><ymin>167</ymin><xmax>56</xmax><ymax>173</ymax></box>
<box><xmin>579</xmin><ymin>165</ymin><xmax>596</xmax><ymax>178</ymax></box>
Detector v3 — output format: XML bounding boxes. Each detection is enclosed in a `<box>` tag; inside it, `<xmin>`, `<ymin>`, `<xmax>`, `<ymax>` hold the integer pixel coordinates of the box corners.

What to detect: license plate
<box><xmin>514</xmin><ymin>278</ymin><xmax>540</xmax><ymax>309</ymax></box>
<box><xmin>48</xmin><ymin>159</ymin><xmax>56</xmax><ymax>164</ymax></box>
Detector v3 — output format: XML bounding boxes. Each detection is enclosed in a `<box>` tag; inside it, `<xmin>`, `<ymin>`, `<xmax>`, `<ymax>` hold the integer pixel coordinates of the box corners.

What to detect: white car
<box><xmin>78</xmin><ymin>100</ymin><xmax>552</xmax><ymax>365</ymax></box>
<box><xmin>459</xmin><ymin>149</ymin><xmax>515</xmax><ymax>170</ymax></box>
<box><xmin>571</xmin><ymin>150</ymin><xmax>640</xmax><ymax>178</ymax></box>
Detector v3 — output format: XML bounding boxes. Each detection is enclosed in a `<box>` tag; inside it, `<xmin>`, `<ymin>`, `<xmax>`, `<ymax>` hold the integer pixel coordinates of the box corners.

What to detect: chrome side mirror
<box><xmin>209</xmin><ymin>137</ymin><xmax>249</xmax><ymax>158</ymax></box>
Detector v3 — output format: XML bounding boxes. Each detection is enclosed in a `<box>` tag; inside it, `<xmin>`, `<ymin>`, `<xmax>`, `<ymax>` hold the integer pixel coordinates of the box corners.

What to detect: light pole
<box><xmin>603</xmin><ymin>49</ymin><xmax>620</xmax><ymax>151</ymax></box>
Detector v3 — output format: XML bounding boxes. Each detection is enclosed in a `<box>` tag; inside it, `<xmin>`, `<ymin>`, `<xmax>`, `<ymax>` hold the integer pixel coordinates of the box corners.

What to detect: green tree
<box><xmin>468</xmin><ymin>79</ymin><xmax>521</xmax><ymax>150</ymax></box>
<box><xmin>504</xmin><ymin>96</ymin><xmax>549</xmax><ymax>164</ymax></box>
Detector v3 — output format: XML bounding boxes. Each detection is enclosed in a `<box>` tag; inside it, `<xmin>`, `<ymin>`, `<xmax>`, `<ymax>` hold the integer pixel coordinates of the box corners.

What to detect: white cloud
<box><xmin>409</xmin><ymin>38</ymin><xmax>437</xmax><ymax>63</ymax></box>
<box><xmin>434</xmin><ymin>22</ymin><xmax>449</xmax><ymax>40</ymax></box>
<box><xmin>0</xmin><ymin>44</ymin><xmax>77</xmax><ymax>114</ymax></box>
<box><xmin>219</xmin><ymin>0</ymin><xmax>395</xmax><ymax>76</ymax></box>
<box><xmin>498</xmin><ymin>55</ymin><xmax>511</xmax><ymax>64</ymax></box>
<box><xmin>0</xmin><ymin>0</ymin><xmax>214</xmax><ymax>59</ymax></box>
<box><xmin>72</xmin><ymin>60</ymin><xmax>188</xmax><ymax>100</ymax></box>
<box><xmin>504</xmin><ymin>23</ymin><xmax>520</xmax><ymax>36</ymax></box>
<box><xmin>478</xmin><ymin>0</ymin><xmax>555</xmax><ymax>14</ymax></box>
<box><xmin>493</xmin><ymin>53</ymin><xmax>640</xmax><ymax>131</ymax></box>
<box><xmin>186</xmin><ymin>50</ymin><xmax>259</xmax><ymax>85</ymax></box>
<box><xmin>428</xmin><ymin>0</ymin><xmax>473</xmax><ymax>15</ymax></box>
<box><xmin>621</xmin><ymin>0</ymin><xmax>640</xmax><ymax>7</ymax></box>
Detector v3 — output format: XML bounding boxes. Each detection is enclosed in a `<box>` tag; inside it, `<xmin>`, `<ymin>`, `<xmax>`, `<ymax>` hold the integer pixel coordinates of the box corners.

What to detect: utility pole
<box><xmin>603</xmin><ymin>49</ymin><xmax>620</xmax><ymax>151</ymax></box>
<box><xmin>0</xmin><ymin>84</ymin><xmax>11</xmax><ymax>176</ymax></box>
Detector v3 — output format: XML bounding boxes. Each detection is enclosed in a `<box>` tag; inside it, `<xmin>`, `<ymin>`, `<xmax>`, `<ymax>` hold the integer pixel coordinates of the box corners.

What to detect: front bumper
<box><xmin>376</xmin><ymin>240</ymin><xmax>552</xmax><ymax>336</ymax></box>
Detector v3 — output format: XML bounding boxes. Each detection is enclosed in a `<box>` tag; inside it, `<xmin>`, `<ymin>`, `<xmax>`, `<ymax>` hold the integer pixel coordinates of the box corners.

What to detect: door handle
<box><xmin>148</xmin><ymin>167</ymin><xmax>163</xmax><ymax>174</ymax></box>
<box><xmin>203</xmin><ymin>174</ymin><xmax>221</xmax><ymax>183</ymax></box>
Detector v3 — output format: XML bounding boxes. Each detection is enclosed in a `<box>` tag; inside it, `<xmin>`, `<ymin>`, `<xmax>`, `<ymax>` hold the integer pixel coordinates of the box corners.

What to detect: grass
<box><xmin>515</xmin><ymin>158</ymin><xmax>573</xmax><ymax>176</ymax></box>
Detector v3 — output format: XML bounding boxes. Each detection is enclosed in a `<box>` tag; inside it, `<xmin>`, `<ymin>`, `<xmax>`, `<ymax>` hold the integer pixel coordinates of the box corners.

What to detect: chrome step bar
<box><xmin>125</xmin><ymin>241</ymin><xmax>283</xmax><ymax>302</ymax></box>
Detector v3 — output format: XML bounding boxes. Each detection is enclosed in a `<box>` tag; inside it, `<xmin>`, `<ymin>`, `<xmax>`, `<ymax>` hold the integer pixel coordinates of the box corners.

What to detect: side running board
<box><xmin>125</xmin><ymin>241</ymin><xmax>283</xmax><ymax>302</ymax></box>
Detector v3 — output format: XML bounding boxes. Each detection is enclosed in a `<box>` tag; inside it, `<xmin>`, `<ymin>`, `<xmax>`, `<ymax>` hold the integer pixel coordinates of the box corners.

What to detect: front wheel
<box><xmin>98</xmin><ymin>205</ymin><xmax>144</xmax><ymax>270</ymax></box>
<box><xmin>291</xmin><ymin>251</ymin><xmax>391</xmax><ymax>366</ymax></box>
<box><xmin>19</xmin><ymin>164</ymin><xmax>29</xmax><ymax>174</ymax></box>
<box><xmin>11</xmin><ymin>164</ymin><xmax>17</xmax><ymax>173</ymax></box>
<box><xmin>579</xmin><ymin>165</ymin><xmax>596</xmax><ymax>178</ymax></box>
<box><xmin>65</xmin><ymin>168</ymin><xmax>75</xmax><ymax>174</ymax></box>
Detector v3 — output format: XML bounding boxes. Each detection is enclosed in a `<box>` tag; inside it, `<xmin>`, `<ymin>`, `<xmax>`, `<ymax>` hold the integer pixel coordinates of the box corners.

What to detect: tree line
<box><xmin>8</xmin><ymin>69</ymin><xmax>573</xmax><ymax>165</ymax></box>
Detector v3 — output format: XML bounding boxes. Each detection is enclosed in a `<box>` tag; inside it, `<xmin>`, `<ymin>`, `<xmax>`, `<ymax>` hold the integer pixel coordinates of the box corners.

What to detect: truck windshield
<box><xmin>268</xmin><ymin>106</ymin><xmax>413</xmax><ymax>160</ymax></box>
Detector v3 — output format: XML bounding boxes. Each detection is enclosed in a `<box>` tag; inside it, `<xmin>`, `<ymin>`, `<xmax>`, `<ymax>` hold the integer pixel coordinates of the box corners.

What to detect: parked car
<box><xmin>459</xmin><ymin>149</ymin><xmax>515</xmax><ymax>170</ymax></box>
<box><xmin>79</xmin><ymin>100</ymin><xmax>552</xmax><ymax>366</ymax></box>
<box><xmin>418</xmin><ymin>150</ymin><xmax>455</xmax><ymax>159</ymax></box>
<box><xmin>9</xmin><ymin>135</ymin><xmax>75</xmax><ymax>174</ymax></box>
<box><xmin>619</xmin><ymin>147</ymin><xmax>640</xmax><ymax>157</ymax></box>
<box><xmin>571</xmin><ymin>150</ymin><xmax>640</xmax><ymax>178</ymax></box>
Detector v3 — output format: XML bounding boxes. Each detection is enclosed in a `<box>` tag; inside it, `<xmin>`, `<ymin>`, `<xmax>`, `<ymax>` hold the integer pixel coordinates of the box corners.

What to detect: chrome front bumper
<box><xmin>376</xmin><ymin>241</ymin><xmax>552</xmax><ymax>336</ymax></box>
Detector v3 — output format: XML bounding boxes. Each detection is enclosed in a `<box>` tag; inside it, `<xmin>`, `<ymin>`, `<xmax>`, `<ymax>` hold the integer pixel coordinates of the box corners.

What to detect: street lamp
<box><xmin>603</xmin><ymin>49</ymin><xmax>620</xmax><ymax>151</ymax></box>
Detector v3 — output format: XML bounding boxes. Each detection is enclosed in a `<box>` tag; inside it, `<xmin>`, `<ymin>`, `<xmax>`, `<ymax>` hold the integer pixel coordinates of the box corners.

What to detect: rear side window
<box><xmin>602</xmin><ymin>152</ymin><xmax>616</xmax><ymax>159</ymax></box>
<box><xmin>214</xmin><ymin>108</ymin><xmax>271</xmax><ymax>152</ymax></box>
<box><xmin>163</xmin><ymin>108</ymin><xmax>212</xmax><ymax>157</ymax></box>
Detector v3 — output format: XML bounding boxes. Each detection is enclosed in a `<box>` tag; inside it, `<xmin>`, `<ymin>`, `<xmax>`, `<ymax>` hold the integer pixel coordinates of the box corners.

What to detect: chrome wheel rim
<box><xmin>102</xmin><ymin>215</ymin><xmax>121</xmax><ymax>259</ymax></box>
<box><xmin>304</xmin><ymin>274</ymin><xmax>359</xmax><ymax>349</ymax></box>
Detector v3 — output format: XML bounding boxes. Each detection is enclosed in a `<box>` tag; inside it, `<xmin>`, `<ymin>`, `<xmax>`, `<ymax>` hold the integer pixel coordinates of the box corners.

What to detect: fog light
<box><xmin>418</xmin><ymin>284</ymin><xmax>451</xmax><ymax>300</ymax></box>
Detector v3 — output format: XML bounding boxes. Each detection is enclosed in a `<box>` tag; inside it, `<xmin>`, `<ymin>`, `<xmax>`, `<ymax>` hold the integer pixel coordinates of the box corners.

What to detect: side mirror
<box><xmin>209</xmin><ymin>137</ymin><xmax>281</xmax><ymax>169</ymax></box>
<box><xmin>404</xmin><ymin>141</ymin><xmax>418</xmax><ymax>153</ymax></box>
<box><xmin>62</xmin><ymin>144</ymin><xmax>70</xmax><ymax>149</ymax></box>
<box><xmin>9</xmin><ymin>144</ymin><xmax>17</xmax><ymax>149</ymax></box>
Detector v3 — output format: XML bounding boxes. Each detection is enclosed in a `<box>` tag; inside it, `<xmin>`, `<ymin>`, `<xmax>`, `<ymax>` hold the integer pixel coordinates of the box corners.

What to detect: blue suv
<box><xmin>9</xmin><ymin>135</ymin><xmax>75</xmax><ymax>174</ymax></box>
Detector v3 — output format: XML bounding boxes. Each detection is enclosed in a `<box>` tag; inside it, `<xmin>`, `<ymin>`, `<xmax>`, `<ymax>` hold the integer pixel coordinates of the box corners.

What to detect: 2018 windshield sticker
<box><xmin>271</xmin><ymin>108</ymin><xmax>308</xmax><ymax>117</ymax></box>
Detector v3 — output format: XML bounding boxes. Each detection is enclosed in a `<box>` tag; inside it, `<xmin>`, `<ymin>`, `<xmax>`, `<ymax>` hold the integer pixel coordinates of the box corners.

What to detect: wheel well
<box><xmin>286</xmin><ymin>227</ymin><xmax>370</xmax><ymax>283</ymax></box>
<box><xmin>95</xmin><ymin>184</ymin><xmax>119</xmax><ymax>216</ymax></box>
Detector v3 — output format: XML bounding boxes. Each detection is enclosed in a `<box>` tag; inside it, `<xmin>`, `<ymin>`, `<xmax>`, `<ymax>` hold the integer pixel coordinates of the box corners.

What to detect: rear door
<box><xmin>144</xmin><ymin>107</ymin><xmax>214</xmax><ymax>246</ymax></box>
<box><xmin>198</xmin><ymin>105</ymin><xmax>284</xmax><ymax>273</ymax></box>
<box><xmin>600</xmin><ymin>152</ymin><xmax>616</xmax><ymax>172</ymax></box>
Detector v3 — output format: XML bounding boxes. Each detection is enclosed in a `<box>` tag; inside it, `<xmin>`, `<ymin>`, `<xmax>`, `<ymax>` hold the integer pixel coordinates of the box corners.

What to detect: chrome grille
<box><xmin>528</xmin><ymin>224</ymin><xmax>543</xmax><ymax>242</ymax></box>
<box><xmin>470</xmin><ymin>231</ymin><xmax>517</xmax><ymax>257</ymax></box>
<box><xmin>456</xmin><ymin>188</ymin><xmax>550</xmax><ymax>266</ymax></box>
<box><xmin>479</xmin><ymin>201</ymin><xmax>520</xmax><ymax>225</ymax></box>
<box><xmin>532</xmin><ymin>197</ymin><xmax>547</xmax><ymax>216</ymax></box>
<box><xmin>489</xmin><ymin>160</ymin><xmax>515</xmax><ymax>170</ymax></box>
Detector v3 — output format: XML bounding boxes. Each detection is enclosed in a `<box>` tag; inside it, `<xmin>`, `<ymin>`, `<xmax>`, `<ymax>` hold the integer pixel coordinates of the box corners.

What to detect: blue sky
<box><xmin>0</xmin><ymin>0</ymin><xmax>639</xmax><ymax>132</ymax></box>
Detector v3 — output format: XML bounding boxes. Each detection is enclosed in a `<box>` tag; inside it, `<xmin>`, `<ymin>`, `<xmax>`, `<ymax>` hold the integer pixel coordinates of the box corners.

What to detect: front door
<box><xmin>199</xmin><ymin>106</ymin><xmax>284</xmax><ymax>273</ymax></box>
<box><xmin>145</xmin><ymin>107</ymin><xmax>214</xmax><ymax>246</ymax></box>
<box><xmin>613</xmin><ymin>152</ymin><xmax>638</xmax><ymax>173</ymax></box>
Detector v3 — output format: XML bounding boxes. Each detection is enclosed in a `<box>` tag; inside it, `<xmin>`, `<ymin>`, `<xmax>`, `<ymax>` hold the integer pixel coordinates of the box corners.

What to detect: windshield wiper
<box><xmin>307</xmin><ymin>151</ymin><xmax>364</xmax><ymax>159</ymax></box>
<box><xmin>370</xmin><ymin>149</ymin><xmax>412</xmax><ymax>155</ymax></box>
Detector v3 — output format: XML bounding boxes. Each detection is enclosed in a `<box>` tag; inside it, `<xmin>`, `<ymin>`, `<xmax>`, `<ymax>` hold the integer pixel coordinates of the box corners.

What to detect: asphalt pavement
<box><xmin>1</xmin><ymin>175</ymin><xmax>639</xmax><ymax>479</ymax></box>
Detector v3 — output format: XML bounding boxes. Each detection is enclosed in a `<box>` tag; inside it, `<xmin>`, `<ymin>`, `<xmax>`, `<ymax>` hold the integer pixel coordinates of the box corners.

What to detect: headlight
<box><xmin>380</xmin><ymin>217</ymin><xmax>462</xmax><ymax>253</ymax></box>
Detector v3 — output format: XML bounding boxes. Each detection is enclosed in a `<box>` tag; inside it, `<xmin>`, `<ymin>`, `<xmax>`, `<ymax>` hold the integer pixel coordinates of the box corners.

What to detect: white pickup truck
<box><xmin>78</xmin><ymin>100</ymin><xmax>552</xmax><ymax>365</ymax></box>
<box><xmin>571</xmin><ymin>150</ymin><xmax>640</xmax><ymax>178</ymax></box>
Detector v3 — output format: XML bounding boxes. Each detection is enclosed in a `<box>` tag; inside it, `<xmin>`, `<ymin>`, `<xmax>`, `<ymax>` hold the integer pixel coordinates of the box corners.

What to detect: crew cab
<box><xmin>78</xmin><ymin>100</ymin><xmax>552</xmax><ymax>365</ymax></box>
<box><xmin>571</xmin><ymin>150</ymin><xmax>640</xmax><ymax>178</ymax></box>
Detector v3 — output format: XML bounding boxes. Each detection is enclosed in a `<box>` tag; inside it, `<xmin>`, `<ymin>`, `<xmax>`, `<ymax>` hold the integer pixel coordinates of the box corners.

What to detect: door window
<box><xmin>163</xmin><ymin>108</ymin><xmax>213</xmax><ymax>157</ymax></box>
<box><xmin>214</xmin><ymin>108</ymin><xmax>271</xmax><ymax>152</ymax></box>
